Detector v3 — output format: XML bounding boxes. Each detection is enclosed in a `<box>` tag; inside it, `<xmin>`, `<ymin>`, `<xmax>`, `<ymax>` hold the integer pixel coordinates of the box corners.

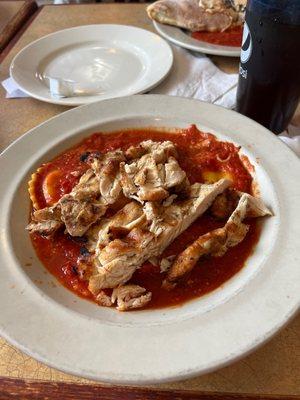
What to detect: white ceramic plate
<box><xmin>0</xmin><ymin>95</ymin><xmax>299</xmax><ymax>384</ymax></box>
<box><xmin>10</xmin><ymin>25</ymin><xmax>173</xmax><ymax>106</ymax></box>
<box><xmin>153</xmin><ymin>21</ymin><xmax>241</xmax><ymax>57</ymax></box>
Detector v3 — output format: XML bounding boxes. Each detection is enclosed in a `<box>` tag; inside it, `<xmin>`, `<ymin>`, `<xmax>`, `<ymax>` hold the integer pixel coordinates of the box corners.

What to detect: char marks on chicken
<box><xmin>27</xmin><ymin>136</ymin><xmax>272</xmax><ymax>311</ymax></box>
<box><xmin>120</xmin><ymin>140</ymin><xmax>186</xmax><ymax>203</ymax></box>
<box><xmin>163</xmin><ymin>192</ymin><xmax>272</xmax><ymax>289</ymax></box>
<box><xmin>86</xmin><ymin>179</ymin><xmax>231</xmax><ymax>294</ymax></box>
<box><xmin>27</xmin><ymin>150</ymin><xmax>125</xmax><ymax>237</ymax></box>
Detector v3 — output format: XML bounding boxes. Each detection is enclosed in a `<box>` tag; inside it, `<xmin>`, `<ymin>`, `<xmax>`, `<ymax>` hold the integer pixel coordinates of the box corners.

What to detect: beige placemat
<box><xmin>0</xmin><ymin>4</ymin><xmax>299</xmax><ymax>395</ymax></box>
<box><xmin>0</xmin><ymin>314</ymin><xmax>299</xmax><ymax>394</ymax></box>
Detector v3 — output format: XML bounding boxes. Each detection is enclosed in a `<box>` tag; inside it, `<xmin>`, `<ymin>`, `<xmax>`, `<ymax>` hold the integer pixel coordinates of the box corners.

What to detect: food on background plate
<box><xmin>147</xmin><ymin>0</ymin><xmax>245</xmax><ymax>46</ymax></box>
<box><xmin>27</xmin><ymin>125</ymin><xmax>272</xmax><ymax>311</ymax></box>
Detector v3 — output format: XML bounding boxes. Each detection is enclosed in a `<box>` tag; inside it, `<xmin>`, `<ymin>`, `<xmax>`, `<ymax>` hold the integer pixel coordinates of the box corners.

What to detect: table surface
<box><xmin>0</xmin><ymin>3</ymin><xmax>299</xmax><ymax>395</ymax></box>
<box><xmin>0</xmin><ymin>1</ymin><xmax>37</xmax><ymax>53</ymax></box>
<box><xmin>0</xmin><ymin>1</ymin><xmax>25</xmax><ymax>33</ymax></box>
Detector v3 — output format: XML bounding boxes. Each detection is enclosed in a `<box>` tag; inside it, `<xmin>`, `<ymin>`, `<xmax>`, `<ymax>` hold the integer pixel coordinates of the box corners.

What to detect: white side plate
<box><xmin>153</xmin><ymin>21</ymin><xmax>241</xmax><ymax>57</ymax></box>
<box><xmin>0</xmin><ymin>95</ymin><xmax>299</xmax><ymax>384</ymax></box>
<box><xmin>10</xmin><ymin>25</ymin><xmax>173</xmax><ymax>106</ymax></box>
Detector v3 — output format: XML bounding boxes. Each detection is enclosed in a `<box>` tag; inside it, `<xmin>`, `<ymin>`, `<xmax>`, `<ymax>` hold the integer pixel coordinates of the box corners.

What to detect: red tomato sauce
<box><xmin>192</xmin><ymin>26</ymin><xmax>243</xmax><ymax>47</ymax></box>
<box><xmin>30</xmin><ymin>125</ymin><xmax>259</xmax><ymax>309</ymax></box>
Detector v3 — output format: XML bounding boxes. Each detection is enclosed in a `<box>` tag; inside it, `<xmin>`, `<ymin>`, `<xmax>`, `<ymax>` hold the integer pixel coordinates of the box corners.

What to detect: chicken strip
<box><xmin>200</xmin><ymin>0</ymin><xmax>246</xmax><ymax>13</ymax></box>
<box><xmin>88</xmin><ymin>150</ymin><xmax>125</xmax><ymax>204</ymax></box>
<box><xmin>27</xmin><ymin>150</ymin><xmax>124</xmax><ymax>237</ymax></box>
<box><xmin>95</xmin><ymin>291</ymin><xmax>113</xmax><ymax>307</ymax></box>
<box><xmin>27</xmin><ymin>167</ymin><xmax>106</xmax><ymax>236</ymax></box>
<box><xmin>111</xmin><ymin>285</ymin><xmax>152</xmax><ymax>311</ymax></box>
<box><xmin>88</xmin><ymin>179</ymin><xmax>231</xmax><ymax>293</ymax></box>
<box><xmin>86</xmin><ymin>201</ymin><xmax>146</xmax><ymax>252</ymax></box>
<box><xmin>164</xmin><ymin>193</ymin><xmax>272</xmax><ymax>288</ymax></box>
<box><xmin>26</xmin><ymin>219</ymin><xmax>63</xmax><ymax>236</ymax></box>
<box><xmin>199</xmin><ymin>0</ymin><xmax>245</xmax><ymax>27</ymax></box>
<box><xmin>89</xmin><ymin>227</ymin><xmax>154</xmax><ymax>292</ymax></box>
<box><xmin>94</xmin><ymin>285</ymin><xmax>152</xmax><ymax>311</ymax></box>
<box><xmin>77</xmin><ymin>201</ymin><xmax>146</xmax><ymax>280</ymax></box>
<box><xmin>59</xmin><ymin>196</ymin><xmax>106</xmax><ymax>237</ymax></box>
<box><xmin>147</xmin><ymin>0</ymin><xmax>235</xmax><ymax>33</ymax></box>
<box><xmin>120</xmin><ymin>140</ymin><xmax>187</xmax><ymax>203</ymax></box>
<box><xmin>210</xmin><ymin>188</ymin><xmax>240</xmax><ymax>219</ymax></box>
<box><xmin>26</xmin><ymin>203</ymin><xmax>63</xmax><ymax>236</ymax></box>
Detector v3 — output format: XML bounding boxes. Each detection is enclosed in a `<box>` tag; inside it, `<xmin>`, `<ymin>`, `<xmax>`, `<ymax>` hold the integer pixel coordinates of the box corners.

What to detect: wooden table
<box><xmin>0</xmin><ymin>4</ymin><xmax>299</xmax><ymax>397</ymax></box>
<box><xmin>0</xmin><ymin>0</ymin><xmax>37</xmax><ymax>53</ymax></box>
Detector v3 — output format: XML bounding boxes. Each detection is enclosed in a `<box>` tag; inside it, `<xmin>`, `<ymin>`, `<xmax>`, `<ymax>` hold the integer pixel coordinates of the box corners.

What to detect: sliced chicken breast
<box><xmin>111</xmin><ymin>285</ymin><xmax>152</xmax><ymax>311</ymax></box>
<box><xmin>164</xmin><ymin>192</ymin><xmax>272</xmax><ymax>288</ymax></box>
<box><xmin>27</xmin><ymin>150</ymin><xmax>124</xmax><ymax>237</ymax></box>
<box><xmin>88</xmin><ymin>179</ymin><xmax>231</xmax><ymax>293</ymax></box>
<box><xmin>200</xmin><ymin>0</ymin><xmax>246</xmax><ymax>13</ymax></box>
<box><xmin>120</xmin><ymin>140</ymin><xmax>186</xmax><ymax>203</ymax></box>
<box><xmin>95</xmin><ymin>285</ymin><xmax>152</xmax><ymax>311</ymax></box>
<box><xmin>26</xmin><ymin>219</ymin><xmax>63</xmax><ymax>236</ymax></box>
<box><xmin>88</xmin><ymin>201</ymin><xmax>146</xmax><ymax>251</ymax></box>
<box><xmin>199</xmin><ymin>0</ymin><xmax>245</xmax><ymax>26</ymax></box>
<box><xmin>89</xmin><ymin>150</ymin><xmax>125</xmax><ymax>204</ymax></box>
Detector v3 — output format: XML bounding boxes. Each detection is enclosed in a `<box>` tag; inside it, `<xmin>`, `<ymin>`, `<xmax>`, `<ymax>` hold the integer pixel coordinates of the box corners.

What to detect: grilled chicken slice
<box><xmin>59</xmin><ymin>196</ymin><xmax>106</xmax><ymax>237</ymax></box>
<box><xmin>121</xmin><ymin>161</ymin><xmax>169</xmax><ymax>202</ymax></box>
<box><xmin>210</xmin><ymin>188</ymin><xmax>240</xmax><ymax>219</ymax></box>
<box><xmin>89</xmin><ymin>227</ymin><xmax>155</xmax><ymax>292</ymax></box>
<box><xmin>26</xmin><ymin>204</ymin><xmax>63</xmax><ymax>236</ymax></box>
<box><xmin>147</xmin><ymin>0</ymin><xmax>235</xmax><ymax>33</ymax></box>
<box><xmin>27</xmin><ymin>150</ymin><xmax>124</xmax><ymax>237</ymax></box>
<box><xmin>92</xmin><ymin>201</ymin><xmax>146</xmax><ymax>251</ymax></box>
<box><xmin>88</xmin><ymin>179</ymin><xmax>230</xmax><ymax>293</ymax></box>
<box><xmin>58</xmin><ymin>166</ymin><xmax>110</xmax><ymax>236</ymax></box>
<box><xmin>33</xmin><ymin>204</ymin><xmax>62</xmax><ymax>221</ymax></box>
<box><xmin>165</xmin><ymin>157</ymin><xmax>187</xmax><ymax>188</ymax></box>
<box><xmin>27</xmin><ymin>168</ymin><xmax>106</xmax><ymax>237</ymax></box>
<box><xmin>120</xmin><ymin>140</ymin><xmax>186</xmax><ymax>203</ymax></box>
<box><xmin>95</xmin><ymin>291</ymin><xmax>113</xmax><ymax>307</ymax></box>
<box><xmin>164</xmin><ymin>193</ymin><xmax>272</xmax><ymax>288</ymax></box>
<box><xmin>200</xmin><ymin>0</ymin><xmax>246</xmax><ymax>13</ymax></box>
<box><xmin>199</xmin><ymin>0</ymin><xmax>245</xmax><ymax>26</ymax></box>
<box><xmin>159</xmin><ymin>255</ymin><xmax>176</xmax><ymax>272</ymax></box>
<box><xmin>111</xmin><ymin>285</ymin><xmax>152</xmax><ymax>311</ymax></box>
<box><xmin>95</xmin><ymin>285</ymin><xmax>152</xmax><ymax>311</ymax></box>
<box><xmin>89</xmin><ymin>150</ymin><xmax>125</xmax><ymax>204</ymax></box>
<box><xmin>26</xmin><ymin>219</ymin><xmax>63</xmax><ymax>236</ymax></box>
<box><xmin>137</xmin><ymin>140</ymin><xmax>178</xmax><ymax>161</ymax></box>
<box><xmin>80</xmin><ymin>201</ymin><xmax>146</xmax><ymax>284</ymax></box>
<box><xmin>69</xmin><ymin>168</ymin><xmax>100</xmax><ymax>201</ymax></box>
<box><xmin>27</xmin><ymin>142</ymin><xmax>183</xmax><ymax>237</ymax></box>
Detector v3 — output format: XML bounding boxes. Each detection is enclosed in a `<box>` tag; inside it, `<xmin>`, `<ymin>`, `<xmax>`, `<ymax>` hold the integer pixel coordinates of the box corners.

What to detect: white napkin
<box><xmin>151</xmin><ymin>46</ymin><xmax>238</xmax><ymax>109</ymax></box>
<box><xmin>2</xmin><ymin>77</ymin><xmax>29</xmax><ymax>98</ymax></box>
<box><xmin>2</xmin><ymin>44</ymin><xmax>299</xmax><ymax>156</ymax></box>
<box><xmin>279</xmin><ymin>125</ymin><xmax>300</xmax><ymax>156</ymax></box>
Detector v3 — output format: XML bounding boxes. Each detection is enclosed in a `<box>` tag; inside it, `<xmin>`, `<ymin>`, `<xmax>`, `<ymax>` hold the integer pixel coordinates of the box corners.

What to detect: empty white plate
<box><xmin>10</xmin><ymin>25</ymin><xmax>173</xmax><ymax>106</ymax></box>
<box><xmin>153</xmin><ymin>21</ymin><xmax>241</xmax><ymax>57</ymax></box>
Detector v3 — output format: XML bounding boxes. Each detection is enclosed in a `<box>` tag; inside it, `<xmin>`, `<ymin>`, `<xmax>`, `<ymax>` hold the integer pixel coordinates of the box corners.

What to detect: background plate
<box><xmin>153</xmin><ymin>21</ymin><xmax>241</xmax><ymax>57</ymax></box>
<box><xmin>10</xmin><ymin>25</ymin><xmax>173</xmax><ymax>106</ymax></box>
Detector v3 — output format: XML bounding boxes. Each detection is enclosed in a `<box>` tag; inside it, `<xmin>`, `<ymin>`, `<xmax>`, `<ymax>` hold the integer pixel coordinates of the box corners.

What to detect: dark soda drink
<box><xmin>236</xmin><ymin>0</ymin><xmax>300</xmax><ymax>134</ymax></box>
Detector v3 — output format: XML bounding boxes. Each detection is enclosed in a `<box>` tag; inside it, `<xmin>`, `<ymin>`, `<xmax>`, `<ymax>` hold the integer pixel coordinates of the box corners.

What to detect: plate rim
<box><xmin>153</xmin><ymin>21</ymin><xmax>241</xmax><ymax>57</ymax></box>
<box><xmin>9</xmin><ymin>24</ymin><xmax>174</xmax><ymax>106</ymax></box>
<box><xmin>0</xmin><ymin>95</ymin><xmax>299</xmax><ymax>384</ymax></box>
